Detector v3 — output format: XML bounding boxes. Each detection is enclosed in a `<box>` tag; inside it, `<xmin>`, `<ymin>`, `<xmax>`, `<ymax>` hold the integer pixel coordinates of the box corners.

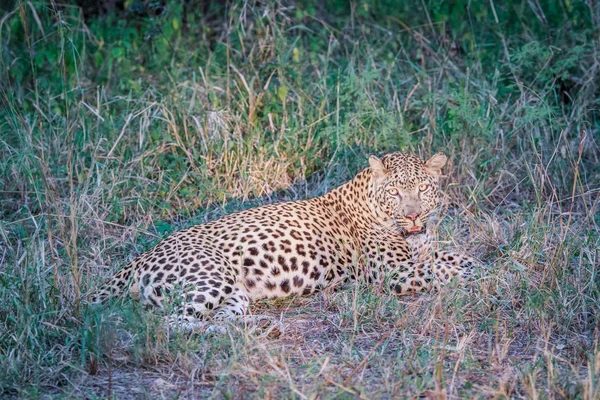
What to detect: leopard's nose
<box><xmin>406</xmin><ymin>213</ymin><xmax>420</xmax><ymax>221</ymax></box>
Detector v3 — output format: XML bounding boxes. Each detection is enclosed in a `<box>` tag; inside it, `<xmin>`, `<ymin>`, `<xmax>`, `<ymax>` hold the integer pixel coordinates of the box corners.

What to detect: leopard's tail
<box><xmin>88</xmin><ymin>261</ymin><xmax>138</xmax><ymax>304</ymax></box>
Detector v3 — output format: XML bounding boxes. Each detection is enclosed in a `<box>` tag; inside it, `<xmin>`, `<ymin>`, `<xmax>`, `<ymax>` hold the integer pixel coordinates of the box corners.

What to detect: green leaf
<box><xmin>111</xmin><ymin>47</ymin><xmax>124</xmax><ymax>59</ymax></box>
<box><xmin>277</xmin><ymin>85</ymin><xmax>288</xmax><ymax>103</ymax></box>
<box><xmin>154</xmin><ymin>221</ymin><xmax>172</xmax><ymax>235</ymax></box>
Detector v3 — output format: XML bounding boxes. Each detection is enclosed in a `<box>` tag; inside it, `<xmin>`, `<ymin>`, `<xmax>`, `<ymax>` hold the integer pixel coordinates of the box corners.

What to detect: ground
<box><xmin>0</xmin><ymin>1</ymin><xmax>599</xmax><ymax>398</ymax></box>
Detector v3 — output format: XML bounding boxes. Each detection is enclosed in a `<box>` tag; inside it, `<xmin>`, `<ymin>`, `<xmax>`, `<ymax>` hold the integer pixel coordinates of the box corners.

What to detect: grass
<box><xmin>1</xmin><ymin>0</ymin><xmax>599</xmax><ymax>398</ymax></box>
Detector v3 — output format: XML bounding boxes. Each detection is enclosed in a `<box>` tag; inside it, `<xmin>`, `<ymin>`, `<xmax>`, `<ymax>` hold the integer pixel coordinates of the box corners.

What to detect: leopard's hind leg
<box><xmin>212</xmin><ymin>284</ymin><xmax>249</xmax><ymax>321</ymax></box>
<box><xmin>168</xmin><ymin>280</ymin><xmax>250</xmax><ymax>333</ymax></box>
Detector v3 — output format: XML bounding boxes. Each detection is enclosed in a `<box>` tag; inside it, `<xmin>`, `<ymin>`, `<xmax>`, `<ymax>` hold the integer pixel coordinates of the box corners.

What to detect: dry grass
<box><xmin>1</xmin><ymin>0</ymin><xmax>599</xmax><ymax>398</ymax></box>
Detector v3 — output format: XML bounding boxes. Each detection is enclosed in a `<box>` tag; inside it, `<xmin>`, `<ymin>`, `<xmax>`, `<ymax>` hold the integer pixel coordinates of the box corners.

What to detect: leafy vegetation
<box><xmin>1</xmin><ymin>0</ymin><xmax>599</xmax><ymax>398</ymax></box>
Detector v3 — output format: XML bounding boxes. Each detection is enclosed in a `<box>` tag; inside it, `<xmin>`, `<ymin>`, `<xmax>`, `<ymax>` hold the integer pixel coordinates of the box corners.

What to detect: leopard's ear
<box><xmin>424</xmin><ymin>153</ymin><xmax>447</xmax><ymax>177</ymax></box>
<box><xmin>369</xmin><ymin>156</ymin><xmax>388</xmax><ymax>180</ymax></box>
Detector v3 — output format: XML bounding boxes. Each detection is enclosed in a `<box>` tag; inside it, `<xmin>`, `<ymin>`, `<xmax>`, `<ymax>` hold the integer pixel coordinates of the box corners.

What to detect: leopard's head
<box><xmin>367</xmin><ymin>152</ymin><xmax>447</xmax><ymax>235</ymax></box>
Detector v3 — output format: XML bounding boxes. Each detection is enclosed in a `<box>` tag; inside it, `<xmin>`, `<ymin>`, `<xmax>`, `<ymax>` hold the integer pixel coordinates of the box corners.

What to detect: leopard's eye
<box><xmin>418</xmin><ymin>183</ymin><xmax>430</xmax><ymax>192</ymax></box>
<box><xmin>387</xmin><ymin>187</ymin><xmax>399</xmax><ymax>196</ymax></box>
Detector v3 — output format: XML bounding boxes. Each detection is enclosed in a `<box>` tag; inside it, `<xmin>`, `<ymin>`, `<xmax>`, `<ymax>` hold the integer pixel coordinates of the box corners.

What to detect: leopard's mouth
<box><xmin>397</xmin><ymin>223</ymin><xmax>427</xmax><ymax>236</ymax></box>
<box><xmin>392</xmin><ymin>214</ymin><xmax>427</xmax><ymax>235</ymax></box>
<box><xmin>405</xmin><ymin>225</ymin><xmax>426</xmax><ymax>236</ymax></box>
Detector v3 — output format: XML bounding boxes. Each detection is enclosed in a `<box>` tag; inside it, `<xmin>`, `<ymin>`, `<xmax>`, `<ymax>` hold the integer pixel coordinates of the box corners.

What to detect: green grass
<box><xmin>1</xmin><ymin>0</ymin><xmax>599</xmax><ymax>398</ymax></box>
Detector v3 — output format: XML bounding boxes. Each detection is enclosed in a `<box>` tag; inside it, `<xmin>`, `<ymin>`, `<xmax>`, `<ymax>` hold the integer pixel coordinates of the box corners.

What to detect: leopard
<box><xmin>90</xmin><ymin>152</ymin><xmax>476</xmax><ymax>329</ymax></box>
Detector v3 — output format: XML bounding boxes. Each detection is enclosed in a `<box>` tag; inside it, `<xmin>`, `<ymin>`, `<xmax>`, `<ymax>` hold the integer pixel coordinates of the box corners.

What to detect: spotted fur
<box><xmin>90</xmin><ymin>152</ymin><xmax>475</xmax><ymax>326</ymax></box>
